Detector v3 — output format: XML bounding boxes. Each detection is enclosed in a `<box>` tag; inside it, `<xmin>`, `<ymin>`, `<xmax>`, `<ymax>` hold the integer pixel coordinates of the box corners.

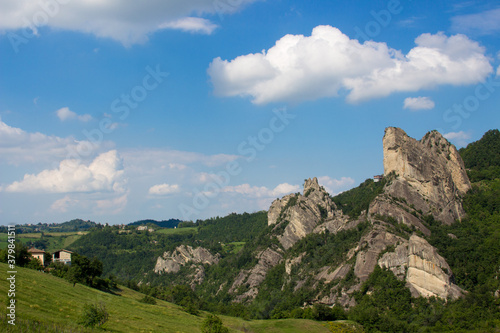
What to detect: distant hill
<box><xmin>128</xmin><ymin>218</ymin><xmax>183</xmax><ymax>229</ymax></box>
<box><xmin>5</xmin><ymin>219</ymin><xmax>98</xmax><ymax>234</ymax></box>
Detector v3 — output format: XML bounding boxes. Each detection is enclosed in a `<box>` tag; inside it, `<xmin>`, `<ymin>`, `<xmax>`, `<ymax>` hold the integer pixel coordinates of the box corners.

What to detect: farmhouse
<box><xmin>52</xmin><ymin>249</ymin><xmax>73</xmax><ymax>264</ymax></box>
<box><xmin>28</xmin><ymin>248</ymin><xmax>46</xmax><ymax>266</ymax></box>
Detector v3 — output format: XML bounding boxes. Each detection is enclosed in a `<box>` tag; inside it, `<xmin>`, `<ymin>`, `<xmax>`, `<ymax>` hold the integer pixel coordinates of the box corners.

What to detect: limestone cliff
<box><xmin>229</xmin><ymin>248</ymin><xmax>283</xmax><ymax>302</ymax></box>
<box><xmin>154</xmin><ymin>245</ymin><xmax>220</xmax><ymax>287</ymax></box>
<box><xmin>209</xmin><ymin>127</ymin><xmax>469</xmax><ymax>307</ymax></box>
<box><xmin>379</xmin><ymin>127</ymin><xmax>470</xmax><ymax>225</ymax></box>
<box><xmin>268</xmin><ymin>177</ymin><xmax>340</xmax><ymax>249</ymax></box>
<box><xmin>378</xmin><ymin>235</ymin><xmax>462</xmax><ymax>299</ymax></box>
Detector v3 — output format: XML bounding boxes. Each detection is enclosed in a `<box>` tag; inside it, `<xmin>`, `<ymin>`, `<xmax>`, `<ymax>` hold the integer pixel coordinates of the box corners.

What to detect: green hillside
<box><xmin>0</xmin><ymin>262</ymin><xmax>332</xmax><ymax>333</ymax></box>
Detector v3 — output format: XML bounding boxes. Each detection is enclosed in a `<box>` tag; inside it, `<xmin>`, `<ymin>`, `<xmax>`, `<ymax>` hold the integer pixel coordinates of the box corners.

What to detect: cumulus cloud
<box><xmin>159</xmin><ymin>17</ymin><xmax>218</xmax><ymax>34</ymax></box>
<box><xmin>497</xmin><ymin>65</ymin><xmax>500</xmax><ymax>77</ymax></box>
<box><xmin>443</xmin><ymin>131</ymin><xmax>472</xmax><ymax>147</ymax></box>
<box><xmin>0</xmin><ymin>118</ymin><xmax>110</xmax><ymax>165</ymax></box>
<box><xmin>451</xmin><ymin>8</ymin><xmax>500</xmax><ymax>35</ymax></box>
<box><xmin>317</xmin><ymin>176</ymin><xmax>355</xmax><ymax>195</ymax></box>
<box><xmin>5</xmin><ymin>150</ymin><xmax>126</xmax><ymax>193</ymax></box>
<box><xmin>222</xmin><ymin>183</ymin><xmax>300</xmax><ymax>198</ymax></box>
<box><xmin>0</xmin><ymin>0</ymin><xmax>258</xmax><ymax>45</ymax></box>
<box><xmin>56</xmin><ymin>107</ymin><xmax>92</xmax><ymax>122</ymax></box>
<box><xmin>403</xmin><ymin>97</ymin><xmax>435</xmax><ymax>110</ymax></box>
<box><xmin>149</xmin><ymin>183</ymin><xmax>180</xmax><ymax>195</ymax></box>
<box><xmin>209</xmin><ymin>26</ymin><xmax>492</xmax><ymax>104</ymax></box>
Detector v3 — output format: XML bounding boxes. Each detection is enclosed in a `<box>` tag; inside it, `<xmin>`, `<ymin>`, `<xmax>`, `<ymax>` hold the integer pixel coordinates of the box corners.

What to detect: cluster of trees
<box><xmin>50</xmin><ymin>253</ymin><xmax>115</xmax><ymax>291</ymax></box>
<box><xmin>128</xmin><ymin>218</ymin><xmax>183</xmax><ymax>228</ymax></box>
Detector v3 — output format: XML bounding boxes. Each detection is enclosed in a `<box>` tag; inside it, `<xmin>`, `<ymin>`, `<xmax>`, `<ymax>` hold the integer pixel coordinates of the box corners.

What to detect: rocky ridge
<box><xmin>151</xmin><ymin>128</ymin><xmax>470</xmax><ymax>308</ymax></box>
<box><xmin>154</xmin><ymin>245</ymin><xmax>220</xmax><ymax>288</ymax></box>
<box><xmin>232</xmin><ymin>127</ymin><xmax>469</xmax><ymax>306</ymax></box>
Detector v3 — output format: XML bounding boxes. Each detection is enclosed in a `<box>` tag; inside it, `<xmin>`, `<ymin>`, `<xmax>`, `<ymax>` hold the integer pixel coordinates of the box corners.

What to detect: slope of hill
<box><xmin>459</xmin><ymin>129</ymin><xmax>500</xmax><ymax>181</ymax></box>
<box><xmin>0</xmin><ymin>262</ymin><xmax>333</xmax><ymax>333</ymax></box>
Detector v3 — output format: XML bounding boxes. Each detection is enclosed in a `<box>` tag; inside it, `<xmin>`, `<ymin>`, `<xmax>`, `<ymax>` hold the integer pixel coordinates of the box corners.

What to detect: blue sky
<box><xmin>1</xmin><ymin>0</ymin><xmax>499</xmax><ymax>225</ymax></box>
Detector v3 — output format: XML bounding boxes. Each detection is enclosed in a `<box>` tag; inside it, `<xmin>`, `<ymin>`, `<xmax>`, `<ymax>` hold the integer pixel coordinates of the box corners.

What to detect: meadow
<box><xmin>0</xmin><ymin>262</ymin><xmax>333</xmax><ymax>333</ymax></box>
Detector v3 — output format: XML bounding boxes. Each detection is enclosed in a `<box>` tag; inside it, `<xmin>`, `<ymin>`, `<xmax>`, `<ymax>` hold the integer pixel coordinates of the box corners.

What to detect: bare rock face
<box><xmin>378</xmin><ymin>235</ymin><xmax>462</xmax><ymax>300</ymax></box>
<box><xmin>268</xmin><ymin>177</ymin><xmax>338</xmax><ymax>249</ymax></box>
<box><xmin>268</xmin><ymin>194</ymin><xmax>295</xmax><ymax>226</ymax></box>
<box><xmin>381</xmin><ymin>127</ymin><xmax>470</xmax><ymax>224</ymax></box>
<box><xmin>257</xmin><ymin>127</ymin><xmax>469</xmax><ymax>307</ymax></box>
<box><xmin>353</xmin><ymin>227</ymin><xmax>404</xmax><ymax>281</ymax></box>
<box><xmin>229</xmin><ymin>248</ymin><xmax>283</xmax><ymax>302</ymax></box>
<box><xmin>154</xmin><ymin>245</ymin><xmax>220</xmax><ymax>274</ymax></box>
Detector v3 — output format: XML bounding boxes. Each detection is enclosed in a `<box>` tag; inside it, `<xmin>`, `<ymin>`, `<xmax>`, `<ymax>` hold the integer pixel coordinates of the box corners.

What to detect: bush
<box><xmin>79</xmin><ymin>302</ymin><xmax>109</xmax><ymax>328</ymax></box>
<box><xmin>200</xmin><ymin>314</ymin><xmax>229</xmax><ymax>333</ymax></box>
<box><xmin>139</xmin><ymin>295</ymin><xmax>157</xmax><ymax>305</ymax></box>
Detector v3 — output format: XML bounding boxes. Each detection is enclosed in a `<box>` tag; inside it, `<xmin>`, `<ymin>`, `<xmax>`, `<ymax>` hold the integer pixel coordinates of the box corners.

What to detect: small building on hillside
<box><xmin>28</xmin><ymin>248</ymin><xmax>46</xmax><ymax>266</ymax></box>
<box><xmin>373</xmin><ymin>175</ymin><xmax>384</xmax><ymax>182</ymax></box>
<box><xmin>52</xmin><ymin>249</ymin><xmax>73</xmax><ymax>264</ymax></box>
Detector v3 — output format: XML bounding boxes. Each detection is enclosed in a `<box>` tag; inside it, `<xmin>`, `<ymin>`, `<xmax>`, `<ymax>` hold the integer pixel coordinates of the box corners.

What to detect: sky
<box><xmin>0</xmin><ymin>0</ymin><xmax>499</xmax><ymax>225</ymax></box>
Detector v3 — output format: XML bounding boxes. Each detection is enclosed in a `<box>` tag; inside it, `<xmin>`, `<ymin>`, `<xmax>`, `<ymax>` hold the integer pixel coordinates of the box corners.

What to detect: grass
<box><xmin>156</xmin><ymin>227</ymin><xmax>198</xmax><ymax>235</ymax></box>
<box><xmin>222</xmin><ymin>242</ymin><xmax>246</xmax><ymax>254</ymax></box>
<box><xmin>0</xmin><ymin>232</ymin><xmax>87</xmax><ymax>252</ymax></box>
<box><xmin>0</xmin><ymin>263</ymin><xmax>331</xmax><ymax>332</ymax></box>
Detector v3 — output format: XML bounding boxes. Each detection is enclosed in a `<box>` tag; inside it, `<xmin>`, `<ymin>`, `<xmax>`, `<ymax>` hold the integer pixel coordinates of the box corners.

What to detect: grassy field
<box><xmin>223</xmin><ymin>242</ymin><xmax>246</xmax><ymax>254</ymax></box>
<box><xmin>0</xmin><ymin>232</ymin><xmax>87</xmax><ymax>252</ymax></box>
<box><xmin>156</xmin><ymin>227</ymin><xmax>198</xmax><ymax>235</ymax></box>
<box><xmin>0</xmin><ymin>263</ymin><xmax>332</xmax><ymax>332</ymax></box>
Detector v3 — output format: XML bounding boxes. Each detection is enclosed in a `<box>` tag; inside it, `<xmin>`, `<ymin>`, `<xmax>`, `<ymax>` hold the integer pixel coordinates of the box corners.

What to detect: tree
<box><xmin>200</xmin><ymin>314</ymin><xmax>229</xmax><ymax>333</ymax></box>
<box><xmin>0</xmin><ymin>241</ymin><xmax>31</xmax><ymax>267</ymax></box>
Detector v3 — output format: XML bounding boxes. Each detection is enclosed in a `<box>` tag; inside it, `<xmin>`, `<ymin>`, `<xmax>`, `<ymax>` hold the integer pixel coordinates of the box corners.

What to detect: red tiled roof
<box><xmin>28</xmin><ymin>248</ymin><xmax>45</xmax><ymax>254</ymax></box>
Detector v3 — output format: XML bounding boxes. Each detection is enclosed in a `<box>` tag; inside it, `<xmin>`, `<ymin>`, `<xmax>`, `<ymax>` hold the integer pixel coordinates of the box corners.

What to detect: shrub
<box><xmin>200</xmin><ymin>314</ymin><xmax>229</xmax><ymax>333</ymax></box>
<box><xmin>79</xmin><ymin>302</ymin><xmax>109</xmax><ymax>328</ymax></box>
<box><xmin>139</xmin><ymin>295</ymin><xmax>157</xmax><ymax>305</ymax></box>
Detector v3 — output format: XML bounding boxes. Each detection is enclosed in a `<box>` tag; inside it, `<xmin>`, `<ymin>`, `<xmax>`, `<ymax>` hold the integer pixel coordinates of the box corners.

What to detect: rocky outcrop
<box><xmin>353</xmin><ymin>227</ymin><xmax>404</xmax><ymax>281</ymax></box>
<box><xmin>380</xmin><ymin>127</ymin><xmax>470</xmax><ymax>225</ymax></box>
<box><xmin>154</xmin><ymin>245</ymin><xmax>220</xmax><ymax>274</ymax></box>
<box><xmin>268</xmin><ymin>177</ymin><xmax>339</xmax><ymax>249</ymax></box>
<box><xmin>229</xmin><ymin>248</ymin><xmax>283</xmax><ymax>302</ymax></box>
<box><xmin>378</xmin><ymin>235</ymin><xmax>462</xmax><ymax>300</ymax></box>
<box><xmin>255</xmin><ymin>127</ymin><xmax>469</xmax><ymax>307</ymax></box>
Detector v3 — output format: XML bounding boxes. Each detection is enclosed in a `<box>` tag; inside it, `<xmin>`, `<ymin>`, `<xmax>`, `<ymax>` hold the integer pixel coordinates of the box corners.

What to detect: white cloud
<box><xmin>122</xmin><ymin>149</ymin><xmax>240</xmax><ymax>171</ymax></box>
<box><xmin>95</xmin><ymin>193</ymin><xmax>129</xmax><ymax>215</ymax></box>
<box><xmin>56</xmin><ymin>107</ymin><xmax>92</xmax><ymax>122</ymax></box>
<box><xmin>497</xmin><ymin>65</ymin><xmax>500</xmax><ymax>77</ymax></box>
<box><xmin>149</xmin><ymin>183</ymin><xmax>180</xmax><ymax>195</ymax></box>
<box><xmin>159</xmin><ymin>17</ymin><xmax>218</xmax><ymax>35</ymax></box>
<box><xmin>317</xmin><ymin>176</ymin><xmax>355</xmax><ymax>195</ymax></box>
<box><xmin>169</xmin><ymin>163</ymin><xmax>187</xmax><ymax>171</ymax></box>
<box><xmin>50</xmin><ymin>195</ymin><xmax>78</xmax><ymax>213</ymax></box>
<box><xmin>0</xmin><ymin>0</ymin><xmax>258</xmax><ymax>45</ymax></box>
<box><xmin>403</xmin><ymin>97</ymin><xmax>435</xmax><ymax>111</ymax></box>
<box><xmin>451</xmin><ymin>8</ymin><xmax>500</xmax><ymax>35</ymax></box>
<box><xmin>209</xmin><ymin>26</ymin><xmax>492</xmax><ymax>104</ymax></box>
<box><xmin>5</xmin><ymin>150</ymin><xmax>126</xmax><ymax>193</ymax></box>
<box><xmin>222</xmin><ymin>183</ymin><xmax>300</xmax><ymax>198</ymax></box>
<box><xmin>443</xmin><ymin>131</ymin><xmax>472</xmax><ymax>147</ymax></box>
<box><xmin>0</xmin><ymin>118</ymin><xmax>110</xmax><ymax>165</ymax></box>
